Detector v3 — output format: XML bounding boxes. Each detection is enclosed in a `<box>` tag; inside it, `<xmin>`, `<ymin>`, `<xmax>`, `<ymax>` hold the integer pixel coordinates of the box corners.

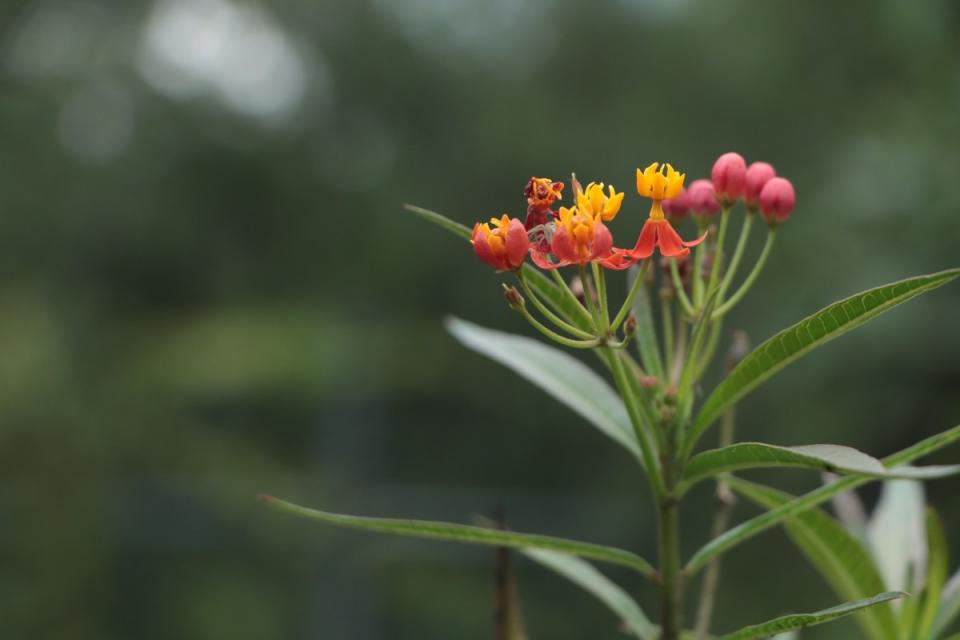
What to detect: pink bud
<box><xmin>661</xmin><ymin>188</ymin><xmax>690</xmax><ymax>220</ymax></box>
<box><xmin>687</xmin><ymin>179</ymin><xmax>720</xmax><ymax>215</ymax></box>
<box><xmin>743</xmin><ymin>162</ymin><xmax>776</xmax><ymax>211</ymax></box>
<box><xmin>711</xmin><ymin>152</ymin><xmax>747</xmax><ymax>205</ymax></box>
<box><xmin>758</xmin><ymin>177</ymin><xmax>796</xmax><ymax>223</ymax></box>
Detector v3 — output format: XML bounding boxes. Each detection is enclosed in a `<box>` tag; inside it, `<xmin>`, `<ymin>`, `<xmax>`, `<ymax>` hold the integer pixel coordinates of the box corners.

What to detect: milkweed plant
<box><xmin>261</xmin><ymin>152</ymin><xmax>960</xmax><ymax>639</ymax></box>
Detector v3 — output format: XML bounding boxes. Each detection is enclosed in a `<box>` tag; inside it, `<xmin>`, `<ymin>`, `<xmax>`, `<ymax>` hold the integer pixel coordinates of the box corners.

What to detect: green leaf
<box><xmin>917</xmin><ymin>508</ymin><xmax>949</xmax><ymax>638</ymax></box>
<box><xmin>685</xmin><ymin>424</ymin><xmax>960</xmax><ymax>576</ymax></box>
<box><xmin>716</xmin><ymin>591</ymin><xmax>906</xmax><ymax>640</ymax></box>
<box><xmin>446</xmin><ymin>317</ymin><xmax>641</xmax><ymax>463</ymax></box>
<box><xmin>680</xmin><ymin>443</ymin><xmax>960</xmax><ymax>493</ymax></box>
<box><xmin>260</xmin><ymin>495</ymin><xmax>656</xmax><ymax>577</ymax></box>
<box><xmin>932</xmin><ymin>569</ymin><xmax>960</xmax><ymax>638</ymax></box>
<box><xmin>689</xmin><ymin>269</ymin><xmax>960</xmax><ymax>448</ymax></box>
<box><xmin>403</xmin><ymin>204</ymin><xmax>593</xmax><ymax>329</ymax></box>
<box><xmin>728</xmin><ymin>477</ymin><xmax>898</xmax><ymax>640</ymax></box>
<box><xmin>867</xmin><ymin>481</ymin><xmax>927</xmax><ymax>595</ymax></box>
<box><xmin>628</xmin><ymin>265</ymin><xmax>664</xmax><ymax>380</ymax></box>
<box><xmin>522</xmin><ymin>549</ymin><xmax>656</xmax><ymax>640</ymax></box>
<box><xmin>404</xmin><ymin>204</ymin><xmax>472</xmax><ymax>240</ymax></box>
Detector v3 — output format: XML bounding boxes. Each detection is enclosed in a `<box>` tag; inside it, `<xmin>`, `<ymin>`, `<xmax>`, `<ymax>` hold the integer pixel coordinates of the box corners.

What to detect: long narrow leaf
<box><xmin>933</xmin><ymin>569</ymin><xmax>960</xmax><ymax>638</ymax></box>
<box><xmin>446</xmin><ymin>317</ymin><xmax>641</xmax><ymax>462</ymax></box>
<box><xmin>716</xmin><ymin>591</ymin><xmax>906</xmax><ymax>640</ymax></box>
<box><xmin>728</xmin><ymin>477</ymin><xmax>898</xmax><ymax>640</ymax></box>
<box><xmin>681</xmin><ymin>442</ymin><xmax>960</xmax><ymax>493</ymax></box>
<box><xmin>260</xmin><ymin>495</ymin><xmax>656</xmax><ymax>577</ymax></box>
<box><xmin>523</xmin><ymin>549</ymin><xmax>656</xmax><ymax>640</ymax></box>
<box><xmin>685</xmin><ymin>424</ymin><xmax>960</xmax><ymax>575</ymax></box>
<box><xmin>690</xmin><ymin>269</ymin><xmax>960</xmax><ymax>447</ymax></box>
<box><xmin>917</xmin><ymin>508</ymin><xmax>948</xmax><ymax>638</ymax></box>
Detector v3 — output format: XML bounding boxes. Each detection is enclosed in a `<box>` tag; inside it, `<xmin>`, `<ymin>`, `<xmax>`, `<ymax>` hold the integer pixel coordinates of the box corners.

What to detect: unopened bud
<box><xmin>503</xmin><ymin>285</ymin><xmax>524</xmax><ymax>309</ymax></box>
<box><xmin>662</xmin><ymin>386</ymin><xmax>678</xmax><ymax>405</ymax></box>
<box><xmin>640</xmin><ymin>375</ymin><xmax>660</xmax><ymax>389</ymax></box>
<box><xmin>711</xmin><ymin>152</ymin><xmax>747</xmax><ymax>205</ymax></box>
<box><xmin>624</xmin><ymin>312</ymin><xmax>638</xmax><ymax>337</ymax></box>
<box><xmin>744</xmin><ymin>162</ymin><xmax>776</xmax><ymax>212</ymax></box>
<box><xmin>687</xmin><ymin>179</ymin><xmax>720</xmax><ymax>217</ymax></box>
<box><xmin>759</xmin><ymin>177</ymin><xmax>795</xmax><ymax>226</ymax></box>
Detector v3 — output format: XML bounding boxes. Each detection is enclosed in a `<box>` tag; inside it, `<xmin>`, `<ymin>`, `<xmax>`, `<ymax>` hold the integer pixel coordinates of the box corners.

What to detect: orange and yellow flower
<box><xmin>531</xmin><ymin>201</ymin><xmax>633</xmax><ymax>271</ymax></box>
<box><xmin>622</xmin><ymin>163</ymin><xmax>706</xmax><ymax>259</ymax></box>
<box><xmin>576</xmin><ymin>182</ymin><xmax>624</xmax><ymax>222</ymax></box>
<box><xmin>472</xmin><ymin>215</ymin><xmax>530</xmax><ymax>271</ymax></box>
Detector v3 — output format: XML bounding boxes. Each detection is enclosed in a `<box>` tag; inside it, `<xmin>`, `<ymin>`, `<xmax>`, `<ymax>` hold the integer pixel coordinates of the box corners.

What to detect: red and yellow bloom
<box><xmin>576</xmin><ymin>182</ymin><xmax>624</xmax><ymax>222</ymax></box>
<box><xmin>531</xmin><ymin>197</ymin><xmax>633</xmax><ymax>271</ymax></box>
<box><xmin>472</xmin><ymin>215</ymin><xmax>529</xmax><ymax>271</ymax></box>
<box><xmin>623</xmin><ymin>162</ymin><xmax>706</xmax><ymax>259</ymax></box>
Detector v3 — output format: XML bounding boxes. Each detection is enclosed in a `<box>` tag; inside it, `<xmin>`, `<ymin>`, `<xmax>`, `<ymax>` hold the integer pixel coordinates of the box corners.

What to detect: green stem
<box><xmin>693</xmin><ymin>405</ymin><xmax>737</xmax><ymax>639</ymax></box>
<box><xmin>712</xmin><ymin>229</ymin><xmax>777</xmax><ymax>319</ymax></box>
<box><xmin>517</xmin><ymin>273</ymin><xmax>596</xmax><ymax>340</ymax></box>
<box><xmin>692</xmin><ymin>234</ymin><xmax>706</xmax><ymax>307</ymax></box>
<box><xmin>661</xmin><ymin>293</ymin><xmax>675</xmax><ymax>379</ymax></box>
<box><xmin>669</xmin><ymin>259</ymin><xmax>695</xmax><ymax>317</ymax></box>
<box><xmin>658</xmin><ymin>464</ymin><xmax>683</xmax><ymax>640</ymax></box>
<box><xmin>580</xmin><ymin>264</ymin><xmax>602</xmax><ymax>326</ymax></box>
<box><xmin>717</xmin><ymin>213</ymin><xmax>754</xmax><ymax>299</ymax></box>
<box><xmin>704</xmin><ymin>208</ymin><xmax>730</xmax><ymax>304</ymax></box>
<box><xmin>670</xmin><ymin>315</ymin><xmax>688</xmax><ymax>387</ymax></box>
<box><xmin>516</xmin><ymin>303</ymin><xmax>601</xmax><ymax>349</ymax></box>
<box><xmin>611</xmin><ymin>260</ymin><xmax>651</xmax><ymax>331</ymax></box>
<box><xmin>608</xmin><ymin>351</ymin><xmax>664</xmax><ymax>497</ymax></box>
<box><xmin>550</xmin><ymin>268</ymin><xmax>585</xmax><ymax>313</ymax></box>
<box><xmin>592</xmin><ymin>262</ymin><xmax>610</xmax><ymax>330</ymax></box>
<box><xmin>694</xmin><ymin>317</ymin><xmax>723</xmax><ymax>380</ymax></box>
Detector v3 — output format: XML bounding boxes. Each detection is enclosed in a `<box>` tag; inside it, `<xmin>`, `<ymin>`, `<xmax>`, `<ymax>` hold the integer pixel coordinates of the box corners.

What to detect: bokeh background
<box><xmin>1</xmin><ymin>0</ymin><xmax>959</xmax><ymax>638</ymax></box>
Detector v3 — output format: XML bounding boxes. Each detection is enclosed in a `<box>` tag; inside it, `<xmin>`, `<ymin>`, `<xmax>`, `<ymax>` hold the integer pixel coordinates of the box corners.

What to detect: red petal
<box><xmin>657</xmin><ymin>221</ymin><xmax>690</xmax><ymax>257</ymax></box>
<box><xmin>682</xmin><ymin>229</ymin><xmax>708</xmax><ymax>248</ymax></box>
<box><xmin>472</xmin><ymin>231</ymin><xmax>504</xmax><ymax>269</ymax></box>
<box><xmin>599</xmin><ymin>252</ymin><xmax>637</xmax><ymax>271</ymax></box>
<box><xmin>530</xmin><ymin>250</ymin><xmax>566</xmax><ymax>270</ymax></box>
<box><xmin>591</xmin><ymin>221</ymin><xmax>613</xmax><ymax>260</ymax></box>
<box><xmin>629</xmin><ymin>219</ymin><xmax>659</xmax><ymax>259</ymax></box>
<box><xmin>505</xmin><ymin>219</ymin><xmax>530</xmax><ymax>269</ymax></box>
<box><xmin>552</xmin><ymin>226</ymin><xmax>578</xmax><ymax>263</ymax></box>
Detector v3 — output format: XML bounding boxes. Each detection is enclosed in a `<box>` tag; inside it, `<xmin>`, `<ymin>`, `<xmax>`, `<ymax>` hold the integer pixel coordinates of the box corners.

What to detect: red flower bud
<box><xmin>687</xmin><ymin>179</ymin><xmax>720</xmax><ymax>216</ymax></box>
<box><xmin>711</xmin><ymin>152</ymin><xmax>747</xmax><ymax>205</ymax></box>
<box><xmin>472</xmin><ymin>215</ymin><xmax>530</xmax><ymax>271</ymax></box>
<box><xmin>758</xmin><ymin>177</ymin><xmax>796</xmax><ymax>224</ymax></box>
<box><xmin>661</xmin><ymin>188</ymin><xmax>690</xmax><ymax>221</ymax></box>
<box><xmin>743</xmin><ymin>162</ymin><xmax>776</xmax><ymax>212</ymax></box>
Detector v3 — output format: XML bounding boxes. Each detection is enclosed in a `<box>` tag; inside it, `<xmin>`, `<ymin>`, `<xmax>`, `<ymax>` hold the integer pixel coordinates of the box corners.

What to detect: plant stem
<box><xmin>712</xmin><ymin>228</ymin><xmax>776</xmax><ymax>319</ymax></box>
<box><xmin>515</xmin><ymin>303</ymin><xmax>601</xmax><ymax>349</ymax></box>
<box><xmin>580</xmin><ymin>264</ymin><xmax>602</xmax><ymax>326</ymax></box>
<box><xmin>704</xmin><ymin>207</ymin><xmax>730</xmax><ymax>303</ymax></box>
<box><xmin>611</xmin><ymin>260</ymin><xmax>650</xmax><ymax>331</ymax></box>
<box><xmin>692</xmin><ymin>233</ymin><xmax>706</xmax><ymax>307</ymax></box>
<box><xmin>661</xmin><ymin>293</ymin><xmax>675</xmax><ymax>379</ymax></box>
<box><xmin>693</xmin><ymin>407</ymin><xmax>736</xmax><ymax>639</ymax></box>
<box><xmin>592</xmin><ymin>263</ymin><xmax>611</xmax><ymax>330</ymax></box>
<box><xmin>517</xmin><ymin>273</ymin><xmax>596</xmax><ymax>340</ymax></box>
<box><xmin>669</xmin><ymin>259</ymin><xmax>696</xmax><ymax>317</ymax></box>
<box><xmin>608</xmin><ymin>351</ymin><xmax>664</xmax><ymax>497</ymax></box>
<box><xmin>717</xmin><ymin>213</ymin><xmax>754</xmax><ymax>299</ymax></box>
<box><xmin>658</xmin><ymin>462</ymin><xmax>683</xmax><ymax>640</ymax></box>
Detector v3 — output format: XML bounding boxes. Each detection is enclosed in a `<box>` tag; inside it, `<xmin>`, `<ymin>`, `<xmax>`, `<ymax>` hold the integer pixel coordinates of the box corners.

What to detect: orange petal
<box><xmin>504</xmin><ymin>218</ymin><xmax>530</xmax><ymax>269</ymax></box>
<box><xmin>629</xmin><ymin>218</ymin><xmax>659</xmax><ymax>259</ymax></box>
<box><xmin>656</xmin><ymin>221</ymin><xmax>691</xmax><ymax>257</ymax></box>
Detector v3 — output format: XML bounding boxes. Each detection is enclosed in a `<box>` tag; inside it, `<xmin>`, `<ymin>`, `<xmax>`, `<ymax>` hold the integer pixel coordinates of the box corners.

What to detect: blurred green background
<box><xmin>1</xmin><ymin>0</ymin><xmax>959</xmax><ymax>638</ymax></box>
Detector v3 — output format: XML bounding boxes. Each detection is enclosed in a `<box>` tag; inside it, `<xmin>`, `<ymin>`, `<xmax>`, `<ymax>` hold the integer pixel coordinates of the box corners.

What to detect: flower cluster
<box><xmin>472</xmin><ymin>164</ymin><xmax>707</xmax><ymax>273</ymax></box>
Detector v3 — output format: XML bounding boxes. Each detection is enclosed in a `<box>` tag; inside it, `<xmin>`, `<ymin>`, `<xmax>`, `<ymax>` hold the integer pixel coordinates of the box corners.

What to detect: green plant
<box><xmin>261</xmin><ymin>154</ymin><xmax>960</xmax><ymax>639</ymax></box>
